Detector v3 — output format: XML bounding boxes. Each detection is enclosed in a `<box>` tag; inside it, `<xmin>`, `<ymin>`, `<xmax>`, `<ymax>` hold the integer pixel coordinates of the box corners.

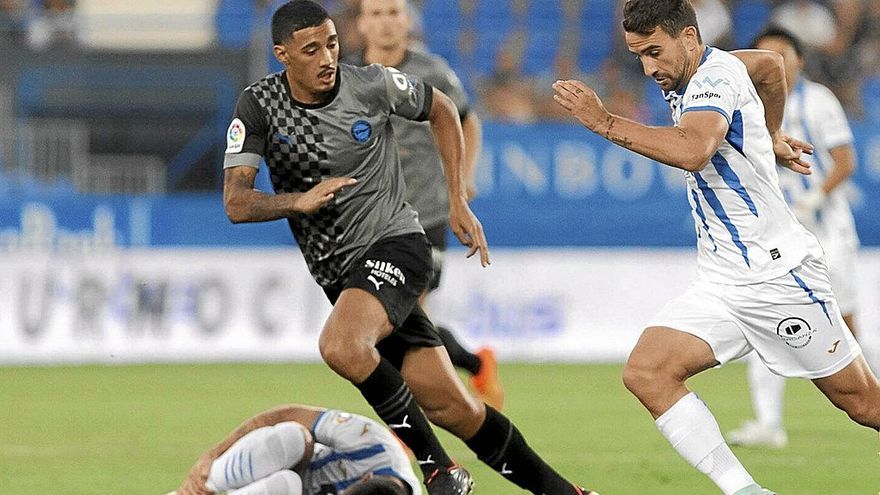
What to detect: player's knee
<box><xmin>622</xmin><ymin>357</ymin><xmax>659</xmax><ymax>397</ymax></box>
<box><xmin>318</xmin><ymin>333</ymin><xmax>372</xmax><ymax>378</ymax></box>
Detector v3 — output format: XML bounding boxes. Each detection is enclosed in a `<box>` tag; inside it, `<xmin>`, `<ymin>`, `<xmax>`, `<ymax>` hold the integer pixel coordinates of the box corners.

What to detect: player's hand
<box><xmin>791</xmin><ymin>188</ymin><xmax>826</xmax><ymax>224</ymax></box>
<box><xmin>292</xmin><ymin>177</ymin><xmax>357</xmax><ymax>214</ymax></box>
<box><xmin>772</xmin><ymin>133</ymin><xmax>813</xmax><ymax>175</ymax></box>
<box><xmin>449</xmin><ymin>198</ymin><xmax>490</xmax><ymax>267</ymax></box>
<box><xmin>552</xmin><ymin>80</ymin><xmax>609</xmax><ymax>130</ymax></box>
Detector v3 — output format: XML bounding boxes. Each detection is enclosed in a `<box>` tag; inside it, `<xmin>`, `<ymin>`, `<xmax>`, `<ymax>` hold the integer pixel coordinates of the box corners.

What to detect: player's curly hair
<box><xmin>343</xmin><ymin>477</ymin><xmax>409</xmax><ymax>495</ymax></box>
<box><xmin>622</xmin><ymin>0</ymin><xmax>702</xmax><ymax>43</ymax></box>
<box><xmin>271</xmin><ymin>0</ymin><xmax>330</xmax><ymax>44</ymax></box>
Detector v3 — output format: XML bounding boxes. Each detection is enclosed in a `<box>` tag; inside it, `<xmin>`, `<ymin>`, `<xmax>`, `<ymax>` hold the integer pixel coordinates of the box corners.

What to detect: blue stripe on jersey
<box><xmin>335</xmin><ymin>467</ymin><xmax>406</xmax><ymax>491</ymax></box>
<box><xmin>681</xmin><ymin>105</ymin><xmax>731</xmax><ymax>124</ymax></box>
<box><xmin>310</xmin><ymin>410</ymin><xmax>329</xmax><ymax>437</ymax></box>
<box><xmin>238</xmin><ymin>450</ymin><xmax>245</xmax><ymax>482</ymax></box>
<box><xmin>225</xmin><ymin>456</ymin><xmax>231</xmax><ymax>484</ymax></box>
<box><xmin>310</xmin><ymin>444</ymin><xmax>387</xmax><ymax>470</ymax></box>
<box><xmin>691</xmin><ymin>189</ymin><xmax>718</xmax><ymax>252</ymax></box>
<box><xmin>789</xmin><ymin>270</ymin><xmax>832</xmax><ymax>324</ymax></box>
<box><xmin>248</xmin><ymin>451</ymin><xmax>254</xmax><ymax>482</ymax></box>
<box><xmin>694</xmin><ymin>173</ymin><xmax>750</xmax><ymax>267</ymax></box>
<box><xmin>726</xmin><ymin>110</ymin><xmax>745</xmax><ymax>156</ymax></box>
<box><xmin>711</xmin><ymin>153</ymin><xmax>758</xmax><ymax>217</ymax></box>
<box><xmin>793</xmin><ymin>80</ymin><xmax>825</xmax><ymax>226</ymax></box>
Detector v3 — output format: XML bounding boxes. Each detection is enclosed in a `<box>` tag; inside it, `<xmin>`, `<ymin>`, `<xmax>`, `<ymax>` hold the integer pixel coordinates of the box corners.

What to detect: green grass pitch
<box><xmin>1</xmin><ymin>363</ymin><xmax>876</xmax><ymax>494</ymax></box>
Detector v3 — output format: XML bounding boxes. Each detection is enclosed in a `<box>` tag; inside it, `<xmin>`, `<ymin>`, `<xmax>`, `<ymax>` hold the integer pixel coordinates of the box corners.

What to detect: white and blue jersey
<box><xmin>776</xmin><ymin>77</ymin><xmax>859</xmax><ymax>246</ymax></box>
<box><xmin>664</xmin><ymin>47</ymin><xmax>823</xmax><ymax>285</ymax></box>
<box><xmin>307</xmin><ymin>409</ymin><xmax>420</xmax><ymax>494</ymax></box>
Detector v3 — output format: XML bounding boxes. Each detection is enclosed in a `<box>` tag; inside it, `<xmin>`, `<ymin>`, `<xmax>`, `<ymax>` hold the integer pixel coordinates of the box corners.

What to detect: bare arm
<box><xmin>177</xmin><ymin>405</ymin><xmax>323</xmax><ymax>495</ymax></box>
<box><xmin>553</xmin><ymin>79</ymin><xmax>726</xmax><ymax>171</ymax></box>
<box><xmin>223</xmin><ymin>166</ymin><xmax>356</xmax><ymax>223</ymax></box>
<box><xmin>429</xmin><ymin>88</ymin><xmax>490</xmax><ymax>265</ymax></box>
<box><xmin>731</xmin><ymin>49</ymin><xmax>787</xmax><ymax>136</ymax></box>
<box><xmin>823</xmin><ymin>144</ymin><xmax>856</xmax><ymax>194</ymax></box>
<box><xmin>461</xmin><ymin>112</ymin><xmax>483</xmax><ymax>200</ymax></box>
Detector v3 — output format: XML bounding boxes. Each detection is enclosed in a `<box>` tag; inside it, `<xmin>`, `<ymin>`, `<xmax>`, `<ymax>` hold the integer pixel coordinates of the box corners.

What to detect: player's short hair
<box><xmin>751</xmin><ymin>25</ymin><xmax>805</xmax><ymax>58</ymax></box>
<box><xmin>271</xmin><ymin>0</ymin><xmax>331</xmax><ymax>44</ymax></box>
<box><xmin>622</xmin><ymin>0</ymin><xmax>702</xmax><ymax>43</ymax></box>
<box><xmin>344</xmin><ymin>477</ymin><xmax>409</xmax><ymax>495</ymax></box>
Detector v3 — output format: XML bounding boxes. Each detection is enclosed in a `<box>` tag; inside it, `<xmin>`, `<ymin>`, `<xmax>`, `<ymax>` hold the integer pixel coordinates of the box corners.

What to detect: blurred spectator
<box><xmin>0</xmin><ymin>0</ymin><xmax>27</xmax><ymax>44</ymax></box>
<box><xmin>478</xmin><ymin>31</ymin><xmax>539</xmax><ymax>123</ymax></box>
<box><xmin>692</xmin><ymin>0</ymin><xmax>732</xmax><ymax>47</ymax></box>
<box><xmin>327</xmin><ymin>0</ymin><xmax>364</xmax><ymax>57</ymax></box>
<box><xmin>27</xmin><ymin>0</ymin><xmax>77</xmax><ymax>50</ymax></box>
<box><xmin>771</xmin><ymin>0</ymin><xmax>838</xmax><ymax>49</ymax></box>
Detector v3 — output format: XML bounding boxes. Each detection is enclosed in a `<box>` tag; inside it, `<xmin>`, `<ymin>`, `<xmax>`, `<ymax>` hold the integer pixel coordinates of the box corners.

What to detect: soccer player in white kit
<box><xmin>171</xmin><ymin>405</ymin><xmax>420</xmax><ymax>495</ymax></box>
<box><xmin>728</xmin><ymin>26</ymin><xmax>862</xmax><ymax>449</ymax></box>
<box><xmin>552</xmin><ymin>0</ymin><xmax>880</xmax><ymax>493</ymax></box>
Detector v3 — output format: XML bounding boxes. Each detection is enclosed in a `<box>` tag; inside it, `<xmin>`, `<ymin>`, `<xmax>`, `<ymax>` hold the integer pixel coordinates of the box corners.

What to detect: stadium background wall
<box><xmin>1</xmin><ymin>125</ymin><xmax>878</xmax><ymax>365</ymax></box>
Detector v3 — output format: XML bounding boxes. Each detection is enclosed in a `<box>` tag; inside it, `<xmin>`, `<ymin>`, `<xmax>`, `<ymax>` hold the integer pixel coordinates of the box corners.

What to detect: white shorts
<box><xmin>820</xmin><ymin>235</ymin><xmax>858</xmax><ymax>316</ymax></box>
<box><xmin>648</xmin><ymin>257</ymin><xmax>861</xmax><ymax>379</ymax></box>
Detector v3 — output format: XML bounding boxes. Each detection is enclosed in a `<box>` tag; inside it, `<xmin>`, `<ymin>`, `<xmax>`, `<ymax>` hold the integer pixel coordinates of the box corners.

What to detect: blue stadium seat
<box><xmin>863</xmin><ymin>76</ymin><xmax>880</xmax><ymax>122</ymax></box>
<box><xmin>215</xmin><ymin>0</ymin><xmax>254</xmax><ymax>49</ymax></box>
<box><xmin>472</xmin><ymin>28</ymin><xmax>513</xmax><ymax>75</ymax></box>
<box><xmin>732</xmin><ymin>0</ymin><xmax>771</xmax><ymax>48</ymax></box>
<box><xmin>527</xmin><ymin>0</ymin><xmax>564</xmax><ymax>20</ymax></box>
<box><xmin>522</xmin><ymin>29</ymin><xmax>561</xmax><ymax>76</ymax></box>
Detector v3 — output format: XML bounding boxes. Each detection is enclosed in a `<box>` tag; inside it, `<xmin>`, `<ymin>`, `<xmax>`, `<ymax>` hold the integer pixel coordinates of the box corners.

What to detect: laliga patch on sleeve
<box><xmin>226</xmin><ymin>118</ymin><xmax>245</xmax><ymax>153</ymax></box>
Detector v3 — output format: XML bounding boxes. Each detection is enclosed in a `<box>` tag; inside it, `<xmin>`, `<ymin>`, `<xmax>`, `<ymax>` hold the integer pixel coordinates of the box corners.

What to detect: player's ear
<box><xmin>682</xmin><ymin>26</ymin><xmax>699</xmax><ymax>52</ymax></box>
<box><xmin>273</xmin><ymin>44</ymin><xmax>289</xmax><ymax>66</ymax></box>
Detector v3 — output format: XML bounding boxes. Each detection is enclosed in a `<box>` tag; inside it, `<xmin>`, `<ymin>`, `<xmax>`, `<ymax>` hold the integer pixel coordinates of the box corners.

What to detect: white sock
<box><xmin>747</xmin><ymin>353</ymin><xmax>786</xmax><ymax>429</ymax></box>
<box><xmin>207</xmin><ymin>422</ymin><xmax>307</xmax><ymax>492</ymax></box>
<box><xmin>228</xmin><ymin>471</ymin><xmax>303</xmax><ymax>495</ymax></box>
<box><xmin>656</xmin><ymin>392</ymin><xmax>756</xmax><ymax>495</ymax></box>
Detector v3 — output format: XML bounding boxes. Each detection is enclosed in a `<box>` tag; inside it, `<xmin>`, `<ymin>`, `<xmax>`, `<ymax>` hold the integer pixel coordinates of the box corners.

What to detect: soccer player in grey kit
<box><xmin>222</xmin><ymin>2</ymin><xmax>594</xmax><ymax>495</ymax></box>
<box><xmin>347</xmin><ymin>0</ymin><xmax>504</xmax><ymax>410</ymax></box>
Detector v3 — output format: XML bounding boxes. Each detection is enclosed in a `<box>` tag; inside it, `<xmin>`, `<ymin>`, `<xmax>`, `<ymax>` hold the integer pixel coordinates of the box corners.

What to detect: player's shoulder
<box><xmin>242</xmin><ymin>71</ymin><xmax>286</xmax><ymax>95</ymax></box>
<box><xmin>404</xmin><ymin>49</ymin><xmax>452</xmax><ymax>73</ymax></box>
<box><xmin>802</xmin><ymin>78</ymin><xmax>841</xmax><ymax>104</ymax></box>
<box><xmin>340</xmin><ymin>62</ymin><xmax>388</xmax><ymax>83</ymax></box>
<box><xmin>697</xmin><ymin>48</ymin><xmax>745</xmax><ymax>78</ymax></box>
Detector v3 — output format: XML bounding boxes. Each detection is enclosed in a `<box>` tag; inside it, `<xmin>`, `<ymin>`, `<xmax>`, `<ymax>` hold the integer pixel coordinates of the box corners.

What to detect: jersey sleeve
<box><xmin>433</xmin><ymin>59</ymin><xmax>470</xmax><ymax>119</ymax></box>
<box><xmin>681</xmin><ymin>64</ymin><xmax>738</xmax><ymax>125</ymax></box>
<box><xmin>311</xmin><ymin>409</ymin><xmax>392</xmax><ymax>451</ymax></box>
<box><xmin>223</xmin><ymin>89</ymin><xmax>267</xmax><ymax>169</ymax></box>
<box><xmin>382</xmin><ymin>66</ymin><xmax>433</xmax><ymax>122</ymax></box>
<box><xmin>813</xmin><ymin>85</ymin><xmax>853</xmax><ymax>149</ymax></box>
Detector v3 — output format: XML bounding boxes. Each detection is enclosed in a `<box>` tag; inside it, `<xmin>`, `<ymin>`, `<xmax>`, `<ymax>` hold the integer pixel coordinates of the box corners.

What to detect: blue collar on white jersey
<box><xmin>664</xmin><ymin>46</ymin><xmax>714</xmax><ymax>99</ymax></box>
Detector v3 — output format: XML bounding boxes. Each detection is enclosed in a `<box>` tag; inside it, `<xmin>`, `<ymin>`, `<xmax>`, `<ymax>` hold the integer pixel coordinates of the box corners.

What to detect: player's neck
<box><xmin>285</xmin><ymin>71</ymin><xmax>335</xmax><ymax>106</ymax></box>
<box><xmin>364</xmin><ymin>45</ymin><xmax>407</xmax><ymax>67</ymax></box>
<box><xmin>680</xmin><ymin>44</ymin><xmax>707</xmax><ymax>91</ymax></box>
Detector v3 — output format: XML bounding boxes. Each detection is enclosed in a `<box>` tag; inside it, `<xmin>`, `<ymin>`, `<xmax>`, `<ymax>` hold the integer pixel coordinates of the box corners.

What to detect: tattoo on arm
<box><xmin>604</xmin><ymin>115</ymin><xmax>633</xmax><ymax>147</ymax></box>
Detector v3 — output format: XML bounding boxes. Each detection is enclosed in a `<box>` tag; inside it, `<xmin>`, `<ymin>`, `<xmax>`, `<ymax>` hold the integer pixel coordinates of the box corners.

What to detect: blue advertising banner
<box><xmin>1</xmin><ymin>123</ymin><xmax>878</xmax><ymax>249</ymax></box>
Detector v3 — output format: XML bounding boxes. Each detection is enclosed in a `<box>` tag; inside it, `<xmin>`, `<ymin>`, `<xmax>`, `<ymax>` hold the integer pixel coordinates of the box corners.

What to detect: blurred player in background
<box><xmin>172</xmin><ymin>405</ymin><xmax>419</xmax><ymax>495</ymax></box>
<box><xmin>553</xmin><ymin>0</ymin><xmax>880</xmax><ymax>493</ymax></box>
<box><xmin>346</xmin><ymin>0</ymin><xmax>503</xmax><ymax>410</ymax></box>
<box><xmin>727</xmin><ymin>26</ymin><xmax>862</xmax><ymax>449</ymax></box>
<box><xmin>222</xmin><ymin>2</ymin><xmax>593</xmax><ymax>494</ymax></box>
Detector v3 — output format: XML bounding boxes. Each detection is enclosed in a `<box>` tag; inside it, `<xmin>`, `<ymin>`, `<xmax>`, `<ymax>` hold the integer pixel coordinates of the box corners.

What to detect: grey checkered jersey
<box><xmin>346</xmin><ymin>49</ymin><xmax>470</xmax><ymax>230</ymax></box>
<box><xmin>223</xmin><ymin>64</ymin><xmax>433</xmax><ymax>287</ymax></box>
